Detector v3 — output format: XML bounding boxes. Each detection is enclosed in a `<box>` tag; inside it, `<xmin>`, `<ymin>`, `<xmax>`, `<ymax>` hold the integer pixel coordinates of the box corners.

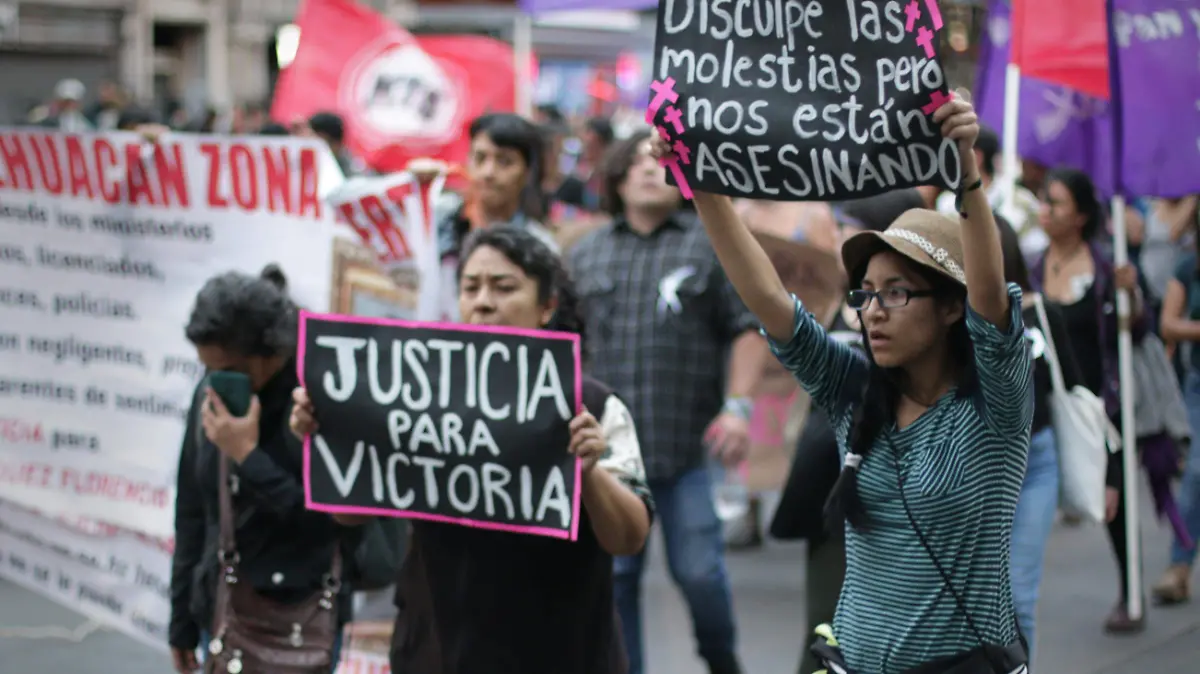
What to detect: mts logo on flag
<box><xmin>344</xmin><ymin>41</ymin><xmax>462</xmax><ymax>145</ymax></box>
<box><xmin>271</xmin><ymin>0</ymin><xmax>517</xmax><ymax>173</ymax></box>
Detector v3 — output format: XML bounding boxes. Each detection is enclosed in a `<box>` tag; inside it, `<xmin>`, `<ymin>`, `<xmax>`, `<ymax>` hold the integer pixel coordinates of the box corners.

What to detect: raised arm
<box><xmin>934</xmin><ymin>97</ymin><xmax>1033</xmax><ymax>437</ymax></box>
<box><xmin>666</xmin><ymin>180</ymin><xmax>863</xmax><ymax>417</ymax></box>
<box><xmin>934</xmin><ymin>96</ymin><xmax>1010</xmax><ymax>329</ymax></box>
<box><xmin>1161</xmin><ymin>277</ymin><xmax>1200</xmax><ymax>344</ymax></box>
<box><xmin>690</xmin><ymin>191</ymin><xmax>796</xmax><ymax>340</ymax></box>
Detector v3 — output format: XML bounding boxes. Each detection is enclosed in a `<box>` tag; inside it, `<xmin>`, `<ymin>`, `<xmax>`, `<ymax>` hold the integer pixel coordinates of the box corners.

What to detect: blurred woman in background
<box><xmin>999</xmin><ymin>216</ymin><xmax>1083</xmax><ymax>669</ymax></box>
<box><xmin>1152</xmin><ymin>206</ymin><xmax>1200</xmax><ymax>605</ymax></box>
<box><xmin>1030</xmin><ymin>168</ymin><xmax>1148</xmax><ymax>634</ymax></box>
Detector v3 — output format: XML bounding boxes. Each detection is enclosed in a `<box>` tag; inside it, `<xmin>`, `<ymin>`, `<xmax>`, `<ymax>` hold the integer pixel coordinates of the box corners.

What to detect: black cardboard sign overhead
<box><xmin>648</xmin><ymin>0</ymin><xmax>963</xmax><ymax>201</ymax></box>
<box><xmin>298</xmin><ymin>311</ymin><xmax>584</xmax><ymax>540</ymax></box>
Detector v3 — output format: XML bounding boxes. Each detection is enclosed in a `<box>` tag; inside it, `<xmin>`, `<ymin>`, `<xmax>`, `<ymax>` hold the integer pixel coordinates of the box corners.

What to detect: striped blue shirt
<box><xmin>769</xmin><ymin>283</ymin><xmax>1032</xmax><ymax>673</ymax></box>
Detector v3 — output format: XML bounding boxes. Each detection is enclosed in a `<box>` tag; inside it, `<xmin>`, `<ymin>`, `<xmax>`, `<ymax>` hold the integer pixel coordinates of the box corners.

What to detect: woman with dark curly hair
<box><xmin>291</xmin><ymin>226</ymin><xmax>654</xmax><ymax>673</ymax></box>
<box><xmin>168</xmin><ymin>265</ymin><xmax>352</xmax><ymax>673</ymax></box>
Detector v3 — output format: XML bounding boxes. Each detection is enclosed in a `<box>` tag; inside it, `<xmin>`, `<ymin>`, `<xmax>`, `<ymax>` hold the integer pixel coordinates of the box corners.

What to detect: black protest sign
<box><xmin>648</xmin><ymin>0</ymin><xmax>962</xmax><ymax>201</ymax></box>
<box><xmin>298</xmin><ymin>312</ymin><xmax>583</xmax><ymax>540</ymax></box>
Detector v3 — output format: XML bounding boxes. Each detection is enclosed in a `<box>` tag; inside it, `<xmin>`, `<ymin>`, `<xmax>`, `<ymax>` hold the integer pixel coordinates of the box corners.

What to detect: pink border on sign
<box><xmin>296</xmin><ymin>310</ymin><xmax>585</xmax><ymax>542</ymax></box>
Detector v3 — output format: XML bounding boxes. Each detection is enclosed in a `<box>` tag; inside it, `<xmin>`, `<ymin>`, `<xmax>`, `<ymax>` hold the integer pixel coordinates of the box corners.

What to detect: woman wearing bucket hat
<box><xmin>653</xmin><ymin>94</ymin><xmax>1032</xmax><ymax>674</ymax></box>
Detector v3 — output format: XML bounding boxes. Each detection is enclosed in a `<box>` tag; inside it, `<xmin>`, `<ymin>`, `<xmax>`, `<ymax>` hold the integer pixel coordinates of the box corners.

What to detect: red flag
<box><xmin>271</xmin><ymin>0</ymin><xmax>516</xmax><ymax>172</ymax></box>
<box><xmin>1010</xmin><ymin>0</ymin><xmax>1109</xmax><ymax>100</ymax></box>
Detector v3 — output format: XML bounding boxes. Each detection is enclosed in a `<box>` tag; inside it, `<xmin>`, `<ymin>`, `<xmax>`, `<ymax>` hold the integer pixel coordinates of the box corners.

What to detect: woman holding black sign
<box><xmin>290</xmin><ymin>226</ymin><xmax>655</xmax><ymax>674</ymax></box>
<box><xmin>658</xmin><ymin>94</ymin><xmax>1031</xmax><ymax>674</ymax></box>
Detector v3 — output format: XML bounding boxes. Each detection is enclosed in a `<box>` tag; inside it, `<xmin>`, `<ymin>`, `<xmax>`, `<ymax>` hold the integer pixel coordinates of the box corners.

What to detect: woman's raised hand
<box><xmin>646</xmin><ymin>133</ymin><xmax>673</xmax><ymax>162</ymax></box>
<box><xmin>932</xmin><ymin>91</ymin><xmax>981</xmax><ymax>164</ymax></box>
<box><xmin>289</xmin><ymin>386</ymin><xmax>318</xmax><ymax>439</ymax></box>
<box><xmin>406</xmin><ymin>157</ymin><xmax>450</xmax><ymax>183</ymax></box>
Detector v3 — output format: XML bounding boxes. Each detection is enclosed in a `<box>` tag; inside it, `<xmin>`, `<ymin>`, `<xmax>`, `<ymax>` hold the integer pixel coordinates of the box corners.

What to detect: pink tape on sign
<box><xmin>921</xmin><ymin>90</ymin><xmax>952</xmax><ymax>115</ymax></box>
<box><xmin>663</xmin><ymin>105</ymin><xmax>685</xmax><ymax>135</ymax></box>
<box><xmin>646</xmin><ymin>78</ymin><xmax>695</xmax><ymax>201</ymax></box>
<box><xmin>655</xmin><ymin>125</ymin><xmax>694</xmax><ymax>200</ymax></box>
<box><xmin>671</xmin><ymin>139</ymin><xmax>692</xmax><ymax>165</ymax></box>
<box><xmin>645</xmin><ymin>77</ymin><xmax>680</xmax><ymax>125</ymax></box>
<box><xmin>923</xmin><ymin>0</ymin><xmax>944</xmax><ymax>30</ymax></box>
<box><xmin>664</xmin><ymin>161</ymin><xmax>695</xmax><ymax>200</ymax></box>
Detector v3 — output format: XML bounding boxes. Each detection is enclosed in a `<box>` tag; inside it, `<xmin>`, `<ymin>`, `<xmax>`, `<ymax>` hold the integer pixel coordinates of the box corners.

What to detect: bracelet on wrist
<box><xmin>956</xmin><ymin>177</ymin><xmax>984</xmax><ymax>217</ymax></box>
<box><xmin>722</xmin><ymin>397</ymin><xmax>753</xmax><ymax>421</ymax></box>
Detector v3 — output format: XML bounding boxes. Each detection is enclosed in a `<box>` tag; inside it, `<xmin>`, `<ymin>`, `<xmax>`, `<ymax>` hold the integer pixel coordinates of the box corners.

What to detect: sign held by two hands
<box><xmin>299</xmin><ymin>312</ymin><xmax>585</xmax><ymax>541</ymax></box>
<box><xmin>648</xmin><ymin>0</ymin><xmax>962</xmax><ymax>201</ymax></box>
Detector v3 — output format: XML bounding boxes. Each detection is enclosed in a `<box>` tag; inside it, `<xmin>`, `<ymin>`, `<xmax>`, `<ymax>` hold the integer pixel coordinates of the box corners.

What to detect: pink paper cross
<box><xmin>915</xmin><ymin>25</ymin><xmax>937</xmax><ymax>58</ymax></box>
<box><xmin>645</xmin><ymin>78</ymin><xmax>680</xmax><ymax>124</ymax></box>
<box><xmin>663</xmin><ymin>105</ymin><xmax>685</xmax><ymax>135</ymax></box>
<box><xmin>904</xmin><ymin>1</ymin><xmax>921</xmax><ymax>32</ymax></box>
<box><xmin>663</xmin><ymin>161</ymin><xmax>694</xmax><ymax>200</ymax></box>
<box><xmin>672</xmin><ymin>139</ymin><xmax>692</xmax><ymax>165</ymax></box>
<box><xmin>921</xmin><ymin>89</ymin><xmax>952</xmax><ymax>115</ymax></box>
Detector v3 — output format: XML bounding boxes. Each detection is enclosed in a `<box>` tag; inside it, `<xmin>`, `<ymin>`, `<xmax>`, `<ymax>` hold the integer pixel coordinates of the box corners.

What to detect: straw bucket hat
<box><xmin>840</xmin><ymin>209</ymin><xmax>967</xmax><ymax>287</ymax></box>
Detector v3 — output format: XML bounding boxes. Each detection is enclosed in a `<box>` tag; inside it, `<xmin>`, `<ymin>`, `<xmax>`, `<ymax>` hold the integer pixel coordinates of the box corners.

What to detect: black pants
<box><xmin>799</xmin><ymin>534</ymin><xmax>847</xmax><ymax>674</ymax></box>
<box><xmin>1106</xmin><ymin>448</ymin><xmax>1145</xmax><ymax>602</ymax></box>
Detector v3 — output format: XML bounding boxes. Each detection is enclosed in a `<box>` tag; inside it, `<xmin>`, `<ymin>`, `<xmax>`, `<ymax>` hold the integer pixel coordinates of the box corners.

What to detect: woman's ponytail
<box><xmin>260</xmin><ymin>263</ymin><xmax>288</xmax><ymax>292</ymax></box>
<box><xmin>824</xmin><ymin>328</ymin><xmax>892</xmax><ymax>531</ymax></box>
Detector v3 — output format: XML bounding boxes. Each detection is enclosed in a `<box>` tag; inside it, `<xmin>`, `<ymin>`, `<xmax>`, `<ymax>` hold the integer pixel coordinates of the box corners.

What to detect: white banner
<box><xmin>0</xmin><ymin>498</ymin><xmax>404</xmax><ymax>663</ymax></box>
<box><xmin>0</xmin><ymin>129</ymin><xmax>342</xmax><ymax>537</ymax></box>
<box><xmin>325</xmin><ymin>172</ymin><xmax>446</xmax><ymax>321</ymax></box>
<box><xmin>0</xmin><ymin>499</ymin><xmax>172</xmax><ymax>650</ymax></box>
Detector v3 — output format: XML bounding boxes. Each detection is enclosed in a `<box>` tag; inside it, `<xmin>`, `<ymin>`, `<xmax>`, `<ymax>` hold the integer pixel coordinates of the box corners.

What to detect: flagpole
<box><xmin>513</xmin><ymin>14</ymin><xmax>534</xmax><ymax>118</ymax></box>
<box><xmin>1102</xmin><ymin>0</ymin><xmax>1142</xmax><ymax>623</ymax></box>
<box><xmin>1000</xmin><ymin>63</ymin><xmax>1021</xmax><ymax>217</ymax></box>
<box><xmin>1111</xmin><ymin>197</ymin><xmax>1143</xmax><ymax>622</ymax></box>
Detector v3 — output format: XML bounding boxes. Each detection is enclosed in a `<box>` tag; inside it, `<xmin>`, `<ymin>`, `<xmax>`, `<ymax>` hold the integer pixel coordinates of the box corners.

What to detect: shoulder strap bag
<box><xmin>205</xmin><ymin>453</ymin><xmax>342</xmax><ymax>674</ymax></box>
<box><xmin>888</xmin><ymin>436</ymin><xmax>1028</xmax><ymax>674</ymax></box>
<box><xmin>808</xmin><ymin>435</ymin><xmax>1029</xmax><ymax>674</ymax></box>
<box><xmin>1032</xmin><ymin>293</ymin><xmax>1118</xmax><ymax>524</ymax></box>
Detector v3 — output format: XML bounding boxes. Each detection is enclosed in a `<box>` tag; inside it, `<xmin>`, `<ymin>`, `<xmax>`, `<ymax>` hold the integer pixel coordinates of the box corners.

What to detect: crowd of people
<box><xmin>29</xmin><ymin>76</ymin><xmax>1200</xmax><ymax>674</ymax></box>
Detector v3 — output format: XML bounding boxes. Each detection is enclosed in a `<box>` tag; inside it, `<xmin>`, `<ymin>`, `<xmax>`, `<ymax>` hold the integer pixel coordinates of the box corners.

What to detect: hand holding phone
<box><xmin>201</xmin><ymin>371</ymin><xmax>260</xmax><ymax>463</ymax></box>
<box><xmin>207</xmin><ymin>371</ymin><xmax>252</xmax><ymax>417</ymax></box>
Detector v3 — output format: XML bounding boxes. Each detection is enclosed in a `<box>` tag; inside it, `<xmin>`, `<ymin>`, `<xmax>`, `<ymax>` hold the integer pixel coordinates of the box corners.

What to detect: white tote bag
<box><xmin>1032</xmin><ymin>294</ymin><xmax>1119</xmax><ymax>524</ymax></box>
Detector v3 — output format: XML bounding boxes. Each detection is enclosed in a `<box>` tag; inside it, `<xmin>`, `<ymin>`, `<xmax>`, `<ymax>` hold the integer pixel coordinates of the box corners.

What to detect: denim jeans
<box><xmin>1010</xmin><ymin>426</ymin><xmax>1059</xmax><ymax>670</ymax></box>
<box><xmin>1172</xmin><ymin>371</ymin><xmax>1200</xmax><ymax>566</ymax></box>
<box><xmin>614</xmin><ymin>465</ymin><xmax>739</xmax><ymax>674</ymax></box>
<box><xmin>199</xmin><ymin>630</ymin><xmax>344</xmax><ymax>673</ymax></box>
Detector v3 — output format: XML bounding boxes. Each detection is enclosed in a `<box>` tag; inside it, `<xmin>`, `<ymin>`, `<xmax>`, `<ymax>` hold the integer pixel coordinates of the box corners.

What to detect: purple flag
<box><xmin>975</xmin><ymin>0</ymin><xmax>1116</xmax><ymax>195</ymax></box>
<box><xmin>518</xmin><ymin>0</ymin><xmax>656</xmax><ymax>13</ymax></box>
<box><xmin>1109</xmin><ymin>0</ymin><xmax>1200</xmax><ymax>198</ymax></box>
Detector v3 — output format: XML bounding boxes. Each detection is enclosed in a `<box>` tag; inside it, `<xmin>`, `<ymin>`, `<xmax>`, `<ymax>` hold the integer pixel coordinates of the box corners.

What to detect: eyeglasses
<box><xmin>847</xmin><ymin>288</ymin><xmax>938</xmax><ymax>311</ymax></box>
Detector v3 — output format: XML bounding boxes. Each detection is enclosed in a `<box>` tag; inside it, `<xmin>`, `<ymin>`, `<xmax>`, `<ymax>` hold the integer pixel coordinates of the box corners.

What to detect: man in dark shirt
<box><xmin>306</xmin><ymin>111</ymin><xmax>370</xmax><ymax>177</ymax></box>
<box><xmin>568</xmin><ymin>130</ymin><xmax>767</xmax><ymax>674</ymax></box>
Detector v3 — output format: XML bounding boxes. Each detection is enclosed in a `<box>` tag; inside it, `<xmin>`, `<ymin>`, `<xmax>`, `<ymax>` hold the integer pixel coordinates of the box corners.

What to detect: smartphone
<box><xmin>207</xmin><ymin>371</ymin><xmax>252</xmax><ymax>417</ymax></box>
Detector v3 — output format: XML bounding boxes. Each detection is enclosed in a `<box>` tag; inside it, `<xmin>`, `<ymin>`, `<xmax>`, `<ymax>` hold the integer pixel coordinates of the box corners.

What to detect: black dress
<box><xmin>389</xmin><ymin>377</ymin><xmax>654</xmax><ymax>674</ymax></box>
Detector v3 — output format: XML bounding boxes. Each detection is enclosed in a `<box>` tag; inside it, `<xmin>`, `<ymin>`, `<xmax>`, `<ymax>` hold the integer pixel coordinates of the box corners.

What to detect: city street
<box><xmin>2</xmin><ymin>488</ymin><xmax>1198</xmax><ymax>673</ymax></box>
